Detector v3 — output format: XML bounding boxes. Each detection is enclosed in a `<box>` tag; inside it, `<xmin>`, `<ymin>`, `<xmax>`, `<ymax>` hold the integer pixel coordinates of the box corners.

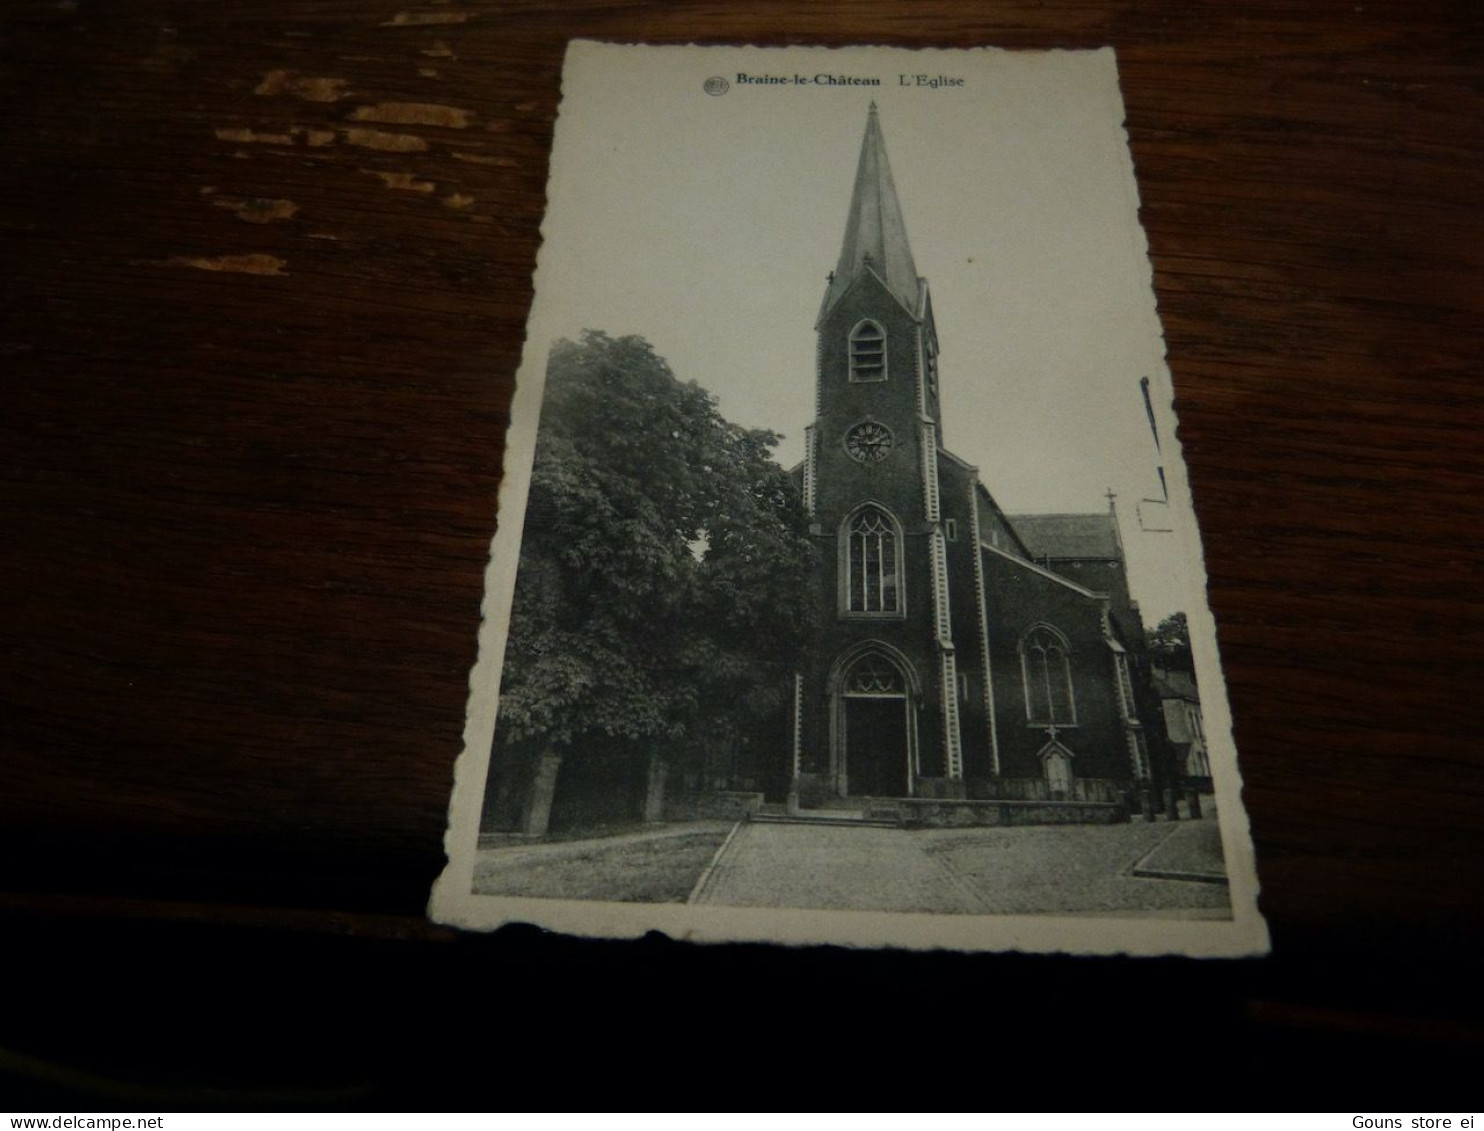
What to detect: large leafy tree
<box><xmin>495</xmin><ymin>331</ymin><xmax>815</xmax><ymax>765</ymax></box>
<box><xmin>1146</xmin><ymin>611</ymin><xmax>1193</xmax><ymax>673</ymax></box>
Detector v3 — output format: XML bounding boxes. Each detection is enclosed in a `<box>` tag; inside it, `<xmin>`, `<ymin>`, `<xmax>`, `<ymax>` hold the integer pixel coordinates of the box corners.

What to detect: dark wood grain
<box><xmin>2</xmin><ymin>0</ymin><xmax>1482</xmax><ymax>1096</ymax></box>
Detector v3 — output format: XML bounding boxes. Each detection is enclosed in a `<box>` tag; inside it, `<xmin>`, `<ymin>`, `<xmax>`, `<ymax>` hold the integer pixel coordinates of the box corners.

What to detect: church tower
<box><xmin>794</xmin><ymin>104</ymin><xmax>966</xmax><ymax>802</ymax></box>
<box><xmin>788</xmin><ymin>104</ymin><xmax>1159</xmax><ymax>812</ymax></box>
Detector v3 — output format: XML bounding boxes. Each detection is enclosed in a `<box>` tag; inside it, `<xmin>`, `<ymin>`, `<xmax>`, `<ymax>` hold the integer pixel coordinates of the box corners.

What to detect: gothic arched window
<box><xmin>849</xmin><ymin>321</ymin><xmax>887</xmax><ymax>383</ymax></box>
<box><xmin>1021</xmin><ymin>625</ymin><xmax>1075</xmax><ymax>725</ymax></box>
<box><xmin>843</xmin><ymin>505</ymin><xmax>902</xmax><ymax>614</ymax></box>
<box><xmin>846</xmin><ymin>653</ymin><xmax>904</xmax><ymax>696</ymax></box>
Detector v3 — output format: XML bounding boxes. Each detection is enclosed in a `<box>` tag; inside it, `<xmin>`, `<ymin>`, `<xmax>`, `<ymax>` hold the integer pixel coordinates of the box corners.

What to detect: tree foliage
<box><xmin>1146</xmin><ymin>611</ymin><xmax>1192</xmax><ymax>672</ymax></box>
<box><xmin>496</xmin><ymin>331</ymin><xmax>815</xmax><ymax>758</ymax></box>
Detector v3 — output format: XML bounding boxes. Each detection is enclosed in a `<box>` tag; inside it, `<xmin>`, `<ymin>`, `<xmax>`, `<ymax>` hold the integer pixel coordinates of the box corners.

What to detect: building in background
<box><xmin>1154</xmin><ymin>666</ymin><xmax>1211</xmax><ymax>790</ymax></box>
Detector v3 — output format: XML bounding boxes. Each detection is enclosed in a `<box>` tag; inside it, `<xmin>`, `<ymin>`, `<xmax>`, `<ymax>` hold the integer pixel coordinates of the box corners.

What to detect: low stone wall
<box><xmin>965</xmin><ymin>777</ymin><xmax>1128</xmax><ymax>804</ymax></box>
<box><xmin>664</xmin><ymin>790</ymin><xmax>764</xmax><ymax>821</ymax></box>
<box><xmin>897</xmin><ymin>797</ymin><xmax>1129</xmax><ymax>828</ymax></box>
<box><xmin>913</xmin><ymin>776</ymin><xmax>968</xmax><ymax>800</ymax></box>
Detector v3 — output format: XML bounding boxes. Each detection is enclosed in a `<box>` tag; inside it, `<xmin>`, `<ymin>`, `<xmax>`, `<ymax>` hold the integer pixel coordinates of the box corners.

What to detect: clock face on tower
<box><xmin>844</xmin><ymin>421</ymin><xmax>894</xmax><ymax>463</ymax></box>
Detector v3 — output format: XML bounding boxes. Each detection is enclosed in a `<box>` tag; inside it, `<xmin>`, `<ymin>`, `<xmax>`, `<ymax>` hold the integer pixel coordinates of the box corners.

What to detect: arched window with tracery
<box><xmin>1020</xmin><ymin>625</ymin><xmax>1075</xmax><ymax>725</ymax></box>
<box><xmin>843</xmin><ymin>505</ymin><xmax>902</xmax><ymax>614</ymax></box>
<box><xmin>846</xmin><ymin>653</ymin><xmax>904</xmax><ymax>696</ymax></box>
<box><xmin>849</xmin><ymin>321</ymin><xmax>887</xmax><ymax>382</ymax></box>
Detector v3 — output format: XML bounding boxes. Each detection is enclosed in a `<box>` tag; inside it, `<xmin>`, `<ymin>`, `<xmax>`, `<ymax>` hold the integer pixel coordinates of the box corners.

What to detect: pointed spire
<box><xmin>823</xmin><ymin>104</ymin><xmax>920</xmax><ymax>317</ymax></box>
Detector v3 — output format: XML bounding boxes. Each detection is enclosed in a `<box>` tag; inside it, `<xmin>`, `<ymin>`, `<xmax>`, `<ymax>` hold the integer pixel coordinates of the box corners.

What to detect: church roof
<box><xmin>1009</xmin><ymin>512</ymin><xmax>1122</xmax><ymax>561</ymax></box>
<box><xmin>980</xmin><ymin>540</ymin><xmax>1106</xmax><ymax>600</ymax></box>
<box><xmin>822</xmin><ymin>103</ymin><xmax>921</xmax><ymax>319</ymax></box>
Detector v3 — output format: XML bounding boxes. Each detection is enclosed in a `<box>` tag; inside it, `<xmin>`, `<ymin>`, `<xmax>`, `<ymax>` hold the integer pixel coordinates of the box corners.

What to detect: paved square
<box><xmin>692</xmin><ymin>820</ymin><xmax>1231</xmax><ymax>916</ymax></box>
<box><xmin>474</xmin><ymin>817</ymin><xmax>1232</xmax><ymax>917</ymax></box>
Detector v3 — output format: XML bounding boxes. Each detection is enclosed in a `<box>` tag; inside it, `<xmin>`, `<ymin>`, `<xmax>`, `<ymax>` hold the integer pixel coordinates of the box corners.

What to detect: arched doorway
<box><xmin>831</xmin><ymin>646</ymin><xmax>919</xmax><ymax>798</ymax></box>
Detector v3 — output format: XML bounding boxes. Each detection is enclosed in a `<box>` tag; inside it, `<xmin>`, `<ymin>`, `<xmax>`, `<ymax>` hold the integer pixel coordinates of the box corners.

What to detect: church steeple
<box><xmin>822</xmin><ymin>103</ymin><xmax>921</xmax><ymax>319</ymax></box>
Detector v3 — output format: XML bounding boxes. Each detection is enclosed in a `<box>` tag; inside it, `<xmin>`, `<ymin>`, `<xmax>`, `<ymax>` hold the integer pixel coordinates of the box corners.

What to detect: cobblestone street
<box><xmin>692</xmin><ymin>818</ymin><xmax>1231</xmax><ymax>916</ymax></box>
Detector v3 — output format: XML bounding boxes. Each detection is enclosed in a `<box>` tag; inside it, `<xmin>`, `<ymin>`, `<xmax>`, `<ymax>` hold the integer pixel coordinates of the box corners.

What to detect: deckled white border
<box><xmin>430</xmin><ymin>41</ymin><xmax>1268</xmax><ymax>957</ymax></box>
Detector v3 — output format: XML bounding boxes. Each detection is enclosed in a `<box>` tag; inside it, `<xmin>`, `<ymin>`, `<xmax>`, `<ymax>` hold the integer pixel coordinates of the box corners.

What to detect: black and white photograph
<box><xmin>431</xmin><ymin>42</ymin><xmax>1267</xmax><ymax>955</ymax></box>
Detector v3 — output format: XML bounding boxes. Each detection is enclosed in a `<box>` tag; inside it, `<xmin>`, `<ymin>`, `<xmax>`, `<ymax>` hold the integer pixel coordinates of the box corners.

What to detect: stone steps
<box><xmin>751</xmin><ymin>811</ymin><xmax>902</xmax><ymax>830</ymax></box>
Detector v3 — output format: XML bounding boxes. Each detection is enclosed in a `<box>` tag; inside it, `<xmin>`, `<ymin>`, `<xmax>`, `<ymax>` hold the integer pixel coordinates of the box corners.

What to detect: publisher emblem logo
<box><xmin>703</xmin><ymin>76</ymin><xmax>729</xmax><ymax>96</ymax></box>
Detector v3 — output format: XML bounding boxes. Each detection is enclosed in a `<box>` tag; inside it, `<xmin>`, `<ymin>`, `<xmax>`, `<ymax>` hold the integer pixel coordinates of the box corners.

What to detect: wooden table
<box><xmin>3</xmin><ymin>0</ymin><xmax>1481</xmax><ymax>1104</ymax></box>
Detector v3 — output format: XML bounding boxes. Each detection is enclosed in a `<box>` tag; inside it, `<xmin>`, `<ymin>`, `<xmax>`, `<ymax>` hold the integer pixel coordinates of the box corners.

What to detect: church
<box><xmin>783</xmin><ymin>103</ymin><xmax>1164</xmax><ymax>813</ymax></box>
<box><xmin>483</xmin><ymin>103</ymin><xmax>1176</xmax><ymax>838</ymax></box>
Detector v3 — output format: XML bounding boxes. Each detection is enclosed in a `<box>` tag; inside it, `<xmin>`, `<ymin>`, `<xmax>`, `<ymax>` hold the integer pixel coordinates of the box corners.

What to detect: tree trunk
<box><xmin>520</xmin><ymin>749</ymin><xmax>563</xmax><ymax>837</ymax></box>
<box><xmin>642</xmin><ymin>752</ymin><xmax>668</xmax><ymax>824</ymax></box>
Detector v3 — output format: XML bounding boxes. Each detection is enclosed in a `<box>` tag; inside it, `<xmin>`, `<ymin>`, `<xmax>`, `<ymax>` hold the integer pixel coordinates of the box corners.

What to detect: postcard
<box><xmin>430</xmin><ymin>42</ymin><xmax>1268</xmax><ymax>956</ymax></box>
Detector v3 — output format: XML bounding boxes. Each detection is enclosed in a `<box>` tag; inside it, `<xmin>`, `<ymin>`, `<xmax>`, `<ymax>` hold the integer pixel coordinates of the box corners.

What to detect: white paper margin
<box><xmin>430</xmin><ymin>41</ymin><xmax>1270</xmax><ymax>958</ymax></box>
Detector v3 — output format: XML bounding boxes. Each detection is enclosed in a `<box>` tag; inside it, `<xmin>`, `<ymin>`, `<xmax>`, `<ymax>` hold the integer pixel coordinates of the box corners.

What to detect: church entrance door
<box><xmin>843</xmin><ymin>696</ymin><xmax>910</xmax><ymax>797</ymax></box>
<box><xmin>837</xmin><ymin>650</ymin><xmax>915</xmax><ymax>798</ymax></box>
